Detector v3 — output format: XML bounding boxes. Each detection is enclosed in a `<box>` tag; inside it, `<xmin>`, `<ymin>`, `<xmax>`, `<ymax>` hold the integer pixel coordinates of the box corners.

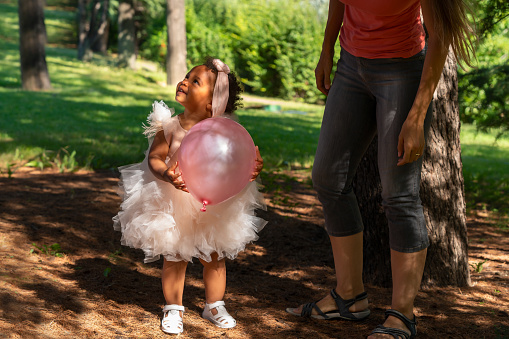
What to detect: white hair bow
<box><xmin>211</xmin><ymin>59</ymin><xmax>230</xmax><ymax>116</ymax></box>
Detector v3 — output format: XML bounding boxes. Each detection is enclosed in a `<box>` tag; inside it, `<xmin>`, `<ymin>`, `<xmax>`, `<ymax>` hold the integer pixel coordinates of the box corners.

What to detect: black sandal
<box><xmin>370</xmin><ymin>309</ymin><xmax>417</xmax><ymax>339</ymax></box>
<box><xmin>286</xmin><ymin>289</ymin><xmax>370</xmax><ymax>320</ymax></box>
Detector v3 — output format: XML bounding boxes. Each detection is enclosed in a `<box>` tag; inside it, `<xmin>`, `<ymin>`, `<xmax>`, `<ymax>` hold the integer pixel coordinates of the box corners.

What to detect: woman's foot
<box><xmin>369</xmin><ymin>309</ymin><xmax>416</xmax><ymax>339</ymax></box>
<box><xmin>286</xmin><ymin>289</ymin><xmax>370</xmax><ymax>320</ymax></box>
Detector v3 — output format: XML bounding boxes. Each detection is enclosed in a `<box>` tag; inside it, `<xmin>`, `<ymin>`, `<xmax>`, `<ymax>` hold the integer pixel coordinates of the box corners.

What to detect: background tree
<box><xmin>78</xmin><ymin>0</ymin><xmax>110</xmax><ymax>61</ymax></box>
<box><xmin>354</xmin><ymin>51</ymin><xmax>470</xmax><ymax>287</ymax></box>
<box><xmin>458</xmin><ymin>0</ymin><xmax>508</xmax><ymax>137</ymax></box>
<box><xmin>477</xmin><ymin>0</ymin><xmax>509</xmax><ymax>37</ymax></box>
<box><xmin>18</xmin><ymin>0</ymin><xmax>51</xmax><ymax>91</ymax></box>
<box><xmin>91</xmin><ymin>0</ymin><xmax>110</xmax><ymax>54</ymax></box>
<box><xmin>117</xmin><ymin>0</ymin><xmax>137</xmax><ymax>69</ymax></box>
<box><xmin>166</xmin><ymin>0</ymin><xmax>186</xmax><ymax>86</ymax></box>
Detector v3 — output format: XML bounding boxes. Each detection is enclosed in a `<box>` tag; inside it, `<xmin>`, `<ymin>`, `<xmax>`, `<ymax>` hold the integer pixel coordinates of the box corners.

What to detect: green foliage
<box><xmin>459</xmin><ymin>64</ymin><xmax>509</xmax><ymax>137</ymax></box>
<box><xmin>459</xmin><ymin>1</ymin><xmax>508</xmax><ymax>136</ymax></box>
<box><xmin>2</xmin><ymin>1</ymin><xmax>509</xmax><ymax>222</ymax></box>
<box><xmin>0</xmin><ymin>1</ymin><xmax>171</xmax><ymax>170</ymax></box>
<box><xmin>476</xmin><ymin>0</ymin><xmax>509</xmax><ymax>37</ymax></box>
<box><xmin>31</xmin><ymin>243</ymin><xmax>65</xmax><ymax>257</ymax></box>
<box><xmin>25</xmin><ymin>151</ymin><xmax>54</xmax><ymax>171</ymax></box>
<box><xmin>470</xmin><ymin>259</ymin><xmax>488</xmax><ymax>273</ymax></box>
<box><xmin>21</xmin><ymin>148</ymin><xmax>86</xmax><ymax>172</ymax></box>
<box><xmin>140</xmin><ymin>0</ymin><xmax>330</xmax><ymax>103</ymax></box>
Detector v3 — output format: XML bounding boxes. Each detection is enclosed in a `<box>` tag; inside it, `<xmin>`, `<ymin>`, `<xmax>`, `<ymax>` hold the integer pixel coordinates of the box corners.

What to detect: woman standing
<box><xmin>287</xmin><ymin>1</ymin><xmax>475</xmax><ymax>337</ymax></box>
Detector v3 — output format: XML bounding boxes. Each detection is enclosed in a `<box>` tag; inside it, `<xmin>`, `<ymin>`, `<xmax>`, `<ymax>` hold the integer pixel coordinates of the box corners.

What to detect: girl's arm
<box><xmin>148</xmin><ymin>130</ymin><xmax>188</xmax><ymax>191</ymax></box>
<box><xmin>397</xmin><ymin>0</ymin><xmax>450</xmax><ymax>166</ymax></box>
<box><xmin>315</xmin><ymin>0</ymin><xmax>345</xmax><ymax>95</ymax></box>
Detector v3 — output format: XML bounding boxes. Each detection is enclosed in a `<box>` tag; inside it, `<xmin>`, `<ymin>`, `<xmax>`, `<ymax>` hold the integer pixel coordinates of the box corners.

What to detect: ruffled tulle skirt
<box><xmin>113</xmin><ymin>158</ymin><xmax>267</xmax><ymax>263</ymax></box>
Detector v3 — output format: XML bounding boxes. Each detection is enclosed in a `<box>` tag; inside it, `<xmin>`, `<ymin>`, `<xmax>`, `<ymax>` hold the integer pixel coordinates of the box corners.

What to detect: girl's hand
<box><xmin>250</xmin><ymin>146</ymin><xmax>264</xmax><ymax>181</ymax></box>
<box><xmin>397</xmin><ymin>116</ymin><xmax>425</xmax><ymax>166</ymax></box>
<box><xmin>163</xmin><ymin>162</ymin><xmax>189</xmax><ymax>192</ymax></box>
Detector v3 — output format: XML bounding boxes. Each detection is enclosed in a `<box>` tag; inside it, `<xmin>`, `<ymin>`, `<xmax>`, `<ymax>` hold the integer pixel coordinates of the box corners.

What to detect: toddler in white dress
<box><xmin>113</xmin><ymin>58</ymin><xmax>266</xmax><ymax>334</ymax></box>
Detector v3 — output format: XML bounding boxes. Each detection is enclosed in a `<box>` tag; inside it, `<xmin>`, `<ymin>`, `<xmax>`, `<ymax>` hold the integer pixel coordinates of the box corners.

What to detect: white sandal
<box><xmin>161</xmin><ymin>304</ymin><xmax>185</xmax><ymax>334</ymax></box>
<box><xmin>202</xmin><ymin>301</ymin><xmax>237</xmax><ymax>329</ymax></box>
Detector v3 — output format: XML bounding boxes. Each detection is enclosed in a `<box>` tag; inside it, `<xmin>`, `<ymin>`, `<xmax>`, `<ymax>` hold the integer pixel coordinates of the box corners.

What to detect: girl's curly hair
<box><xmin>203</xmin><ymin>57</ymin><xmax>243</xmax><ymax>115</ymax></box>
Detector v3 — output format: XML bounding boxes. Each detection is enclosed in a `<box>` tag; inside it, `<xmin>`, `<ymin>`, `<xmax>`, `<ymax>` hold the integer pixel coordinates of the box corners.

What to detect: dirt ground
<box><xmin>0</xmin><ymin>168</ymin><xmax>508</xmax><ymax>338</ymax></box>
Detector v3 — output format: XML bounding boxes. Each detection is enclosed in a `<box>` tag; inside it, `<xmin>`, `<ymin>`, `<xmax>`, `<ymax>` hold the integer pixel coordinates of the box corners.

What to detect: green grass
<box><xmin>460</xmin><ymin>124</ymin><xmax>509</xmax><ymax>213</ymax></box>
<box><xmin>0</xmin><ymin>1</ymin><xmax>324</xmax><ymax>171</ymax></box>
<box><xmin>1</xmin><ymin>1</ymin><xmax>507</xmax><ymax>216</ymax></box>
<box><xmin>239</xmin><ymin>102</ymin><xmax>323</xmax><ymax>169</ymax></box>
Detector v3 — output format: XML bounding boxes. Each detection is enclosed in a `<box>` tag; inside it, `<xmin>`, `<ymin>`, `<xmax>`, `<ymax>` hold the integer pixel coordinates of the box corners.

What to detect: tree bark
<box><xmin>166</xmin><ymin>0</ymin><xmax>187</xmax><ymax>86</ymax></box>
<box><xmin>420</xmin><ymin>50</ymin><xmax>470</xmax><ymax>286</ymax></box>
<box><xmin>354</xmin><ymin>50</ymin><xmax>470</xmax><ymax>287</ymax></box>
<box><xmin>78</xmin><ymin>0</ymin><xmax>110</xmax><ymax>60</ymax></box>
<box><xmin>77</xmin><ymin>0</ymin><xmax>91</xmax><ymax>60</ymax></box>
<box><xmin>118</xmin><ymin>0</ymin><xmax>136</xmax><ymax>69</ymax></box>
<box><xmin>18</xmin><ymin>0</ymin><xmax>52</xmax><ymax>91</ymax></box>
<box><xmin>90</xmin><ymin>0</ymin><xmax>110</xmax><ymax>54</ymax></box>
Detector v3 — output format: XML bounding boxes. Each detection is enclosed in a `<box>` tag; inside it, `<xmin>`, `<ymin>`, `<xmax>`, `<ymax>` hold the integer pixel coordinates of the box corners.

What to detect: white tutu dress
<box><xmin>113</xmin><ymin>101</ymin><xmax>267</xmax><ymax>263</ymax></box>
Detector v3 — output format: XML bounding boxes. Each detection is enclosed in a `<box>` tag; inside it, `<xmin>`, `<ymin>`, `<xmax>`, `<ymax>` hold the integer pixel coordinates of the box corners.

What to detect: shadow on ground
<box><xmin>0</xmin><ymin>170</ymin><xmax>508</xmax><ymax>338</ymax></box>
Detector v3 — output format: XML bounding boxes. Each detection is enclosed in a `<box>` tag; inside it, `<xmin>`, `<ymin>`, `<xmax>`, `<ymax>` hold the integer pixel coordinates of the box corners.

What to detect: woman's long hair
<box><xmin>429</xmin><ymin>0</ymin><xmax>477</xmax><ymax>67</ymax></box>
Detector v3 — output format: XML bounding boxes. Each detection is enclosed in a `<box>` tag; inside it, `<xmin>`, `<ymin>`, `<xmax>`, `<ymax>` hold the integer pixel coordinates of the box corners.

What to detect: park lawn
<box><xmin>461</xmin><ymin>124</ymin><xmax>509</xmax><ymax>214</ymax></box>
<box><xmin>1</xmin><ymin>0</ymin><xmax>508</xmax><ymax>216</ymax></box>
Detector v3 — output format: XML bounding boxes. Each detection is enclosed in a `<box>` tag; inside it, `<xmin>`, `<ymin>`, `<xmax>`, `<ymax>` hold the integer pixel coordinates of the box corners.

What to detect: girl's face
<box><xmin>175</xmin><ymin>65</ymin><xmax>216</xmax><ymax>115</ymax></box>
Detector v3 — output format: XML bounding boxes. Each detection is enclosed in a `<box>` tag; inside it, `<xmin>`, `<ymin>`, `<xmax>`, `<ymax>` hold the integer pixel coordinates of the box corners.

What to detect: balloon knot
<box><xmin>200</xmin><ymin>201</ymin><xmax>209</xmax><ymax>212</ymax></box>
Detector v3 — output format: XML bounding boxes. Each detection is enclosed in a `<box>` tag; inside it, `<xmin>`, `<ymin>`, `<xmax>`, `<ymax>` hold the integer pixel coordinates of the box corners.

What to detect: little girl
<box><xmin>113</xmin><ymin>58</ymin><xmax>267</xmax><ymax>334</ymax></box>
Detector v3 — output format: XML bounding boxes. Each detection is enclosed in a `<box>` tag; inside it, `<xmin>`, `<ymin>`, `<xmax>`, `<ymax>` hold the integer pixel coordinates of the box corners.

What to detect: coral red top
<box><xmin>339</xmin><ymin>0</ymin><xmax>425</xmax><ymax>59</ymax></box>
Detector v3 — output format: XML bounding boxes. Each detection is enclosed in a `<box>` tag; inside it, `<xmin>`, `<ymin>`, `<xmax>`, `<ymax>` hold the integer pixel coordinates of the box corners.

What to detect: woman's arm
<box><xmin>148</xmin><ymin>130</ymin><xmax>187</xmax><ymax>191</ymax></box>
<box><xmin>315</xmin><ymin>0</ymin><xmax>345</xmax><ymax>95</ymax></box>
<box><xmin>397</xmin><ymin>0</ymin><xmax>450</xmax><ymax>166</ymax></box>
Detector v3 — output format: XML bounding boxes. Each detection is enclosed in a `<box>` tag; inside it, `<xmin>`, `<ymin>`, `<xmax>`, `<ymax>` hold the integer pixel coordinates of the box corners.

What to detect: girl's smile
<box><xmin>176</xmin><ymin>85</ymin><xmax>186</xmax><ymax>95</ymax></box>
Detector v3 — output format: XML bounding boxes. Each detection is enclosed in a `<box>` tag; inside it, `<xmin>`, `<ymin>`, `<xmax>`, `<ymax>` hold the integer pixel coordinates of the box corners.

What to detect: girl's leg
<box><xmin>200</xmin><ymin>254</ymin><xmax>236</xmax><ymax>328</ymax></box>
<box><xmin>162</xmin><ymin>259</ymin><xmax>188</xmax><ymax>306</ymax></box>
<box><xmin>200</xmin><ymin>253</ymin><xmax>226</xmax><ymax>314</ymax></box>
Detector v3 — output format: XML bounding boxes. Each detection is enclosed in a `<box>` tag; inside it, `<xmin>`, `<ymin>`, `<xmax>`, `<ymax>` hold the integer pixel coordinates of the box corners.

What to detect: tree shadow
<box><xmin>1</xmin><ymin>170</ymin><xmax>508</xmax><ymax>338</ymax></box>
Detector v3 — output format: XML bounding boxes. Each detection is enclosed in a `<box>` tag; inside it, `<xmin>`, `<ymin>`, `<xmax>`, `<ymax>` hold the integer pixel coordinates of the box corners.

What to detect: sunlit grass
<box><xmin>460</xmin><ymin>124</ymin><xmax>509</xmax><ymax>213</ymax></box>
<box><xmin>0</xmin><ymin>0</ymin><xmax>507</xmax><ymax>217</ymax></box>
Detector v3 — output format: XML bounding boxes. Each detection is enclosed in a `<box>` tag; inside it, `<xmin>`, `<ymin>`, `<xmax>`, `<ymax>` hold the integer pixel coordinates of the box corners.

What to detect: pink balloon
<box><xmin>178</xmin><ymin>117</ymin><xmax>256</xmax><ymax>211</ymax></box>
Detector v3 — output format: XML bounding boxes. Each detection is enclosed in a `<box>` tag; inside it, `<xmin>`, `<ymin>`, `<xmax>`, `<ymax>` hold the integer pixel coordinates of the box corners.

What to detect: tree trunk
<box><xmin>420</xmin><ymin>50</ymin><xmax>470</xmax><ymax>286</ymax></box>
<box><xmin>91</xmin><ymin>0</ymin><xmax>110</xmax><ymax>54</ymax></box>
<box><xmin>354</xmin><ymin>50</ymin><xmax>470</xmax><ymax>287</ymax></box>
<box><xmin>166</xmin><ymin>0</ymin><xmax>187</xmax><ymax>86</ymax></box>
<box><xmin>77</xmin><ymin>0</ymin><xmax>90</xmax><ymax>60</ymax></box>
<box><xmin>118</xmin><ymin>0</ymin><xmax>136</xmax><ymax>69</ymax></box>
<box><xmin>78</xmin><ymin>0</ymin><xmax>109</xmax><ymax>60</ymax></box>
<box><xmin>77</xmin><ymin>0</ymin><xmax>94</xmax><ymax>61</ymax></box>
<box><xmin>18</xmin><ymin>0</ymin><xmax>52</xmax><ymax>91</ymax></box>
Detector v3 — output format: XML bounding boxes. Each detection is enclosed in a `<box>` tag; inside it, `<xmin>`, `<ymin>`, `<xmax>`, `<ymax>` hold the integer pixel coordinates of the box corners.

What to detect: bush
<box><xmin>458</xmin><ymin>1</ymin><xmax>509</xmax><ymax>137</ymax></box>
<box><xmin>140</xmin><ymin>0</ymin><xmax>328</xmax><ymax>103</ymax></box>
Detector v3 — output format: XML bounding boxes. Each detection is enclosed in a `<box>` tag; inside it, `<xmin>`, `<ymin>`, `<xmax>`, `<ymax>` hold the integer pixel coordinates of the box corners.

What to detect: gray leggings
<box><xmin>312</xmin><ymin>49</ymin><xmax>431</xmax><ymax>253</ymax></box>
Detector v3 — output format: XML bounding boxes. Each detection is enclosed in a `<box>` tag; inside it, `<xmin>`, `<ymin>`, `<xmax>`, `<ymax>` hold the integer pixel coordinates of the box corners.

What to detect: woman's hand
<box><xmin>315</xmin><ymin>50</ymin><xmax>334</xmax><ymax>96</ymax></box>
<box><xmin>397</xmin><ymin>116</ymin><xmax>425</xmax><ymax>166</ymax></box>
<box><xmin>250</xmin><ymin>146</ymin><xmax>264</xmax><ymax>181</ymax></box>
<box><xmin>163</xmin><ymin>162</ymin><xmax>189</xmax><ymax>192</ymax></box>
<box><xmin>315</xmin><ymin>0</ymin><xmax>344</xmax><ymax>96</ymax></box>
